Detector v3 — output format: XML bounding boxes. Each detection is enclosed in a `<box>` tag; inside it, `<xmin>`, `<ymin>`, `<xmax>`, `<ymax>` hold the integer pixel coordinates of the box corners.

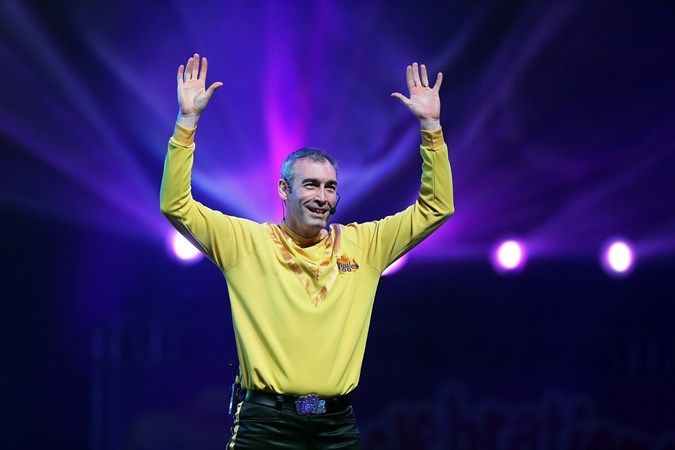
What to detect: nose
<box><xmin>315</xmin><ymin>188</ymin><xmax>327</xmax><ymax>203</ymax></box>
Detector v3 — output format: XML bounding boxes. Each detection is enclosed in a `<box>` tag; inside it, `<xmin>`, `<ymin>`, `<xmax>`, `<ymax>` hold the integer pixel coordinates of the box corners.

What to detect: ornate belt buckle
<box><xmin>295</xmin><ymin>393</ymin><xmax>326</xmax><ymax>415</ymax></box>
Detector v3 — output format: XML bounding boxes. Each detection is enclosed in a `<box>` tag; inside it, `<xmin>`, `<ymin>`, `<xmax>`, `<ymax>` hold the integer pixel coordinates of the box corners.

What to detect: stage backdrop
<box><xmin>1</xmin><ymin>0</ymin><xmax>674</xmax><ymax>449</ymax></box>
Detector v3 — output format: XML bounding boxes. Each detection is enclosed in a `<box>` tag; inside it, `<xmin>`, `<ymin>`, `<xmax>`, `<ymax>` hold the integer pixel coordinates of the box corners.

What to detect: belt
<box><xmin>243</xmin><ymin>389</ymin><xmax>351</xmax><ymax>415</ymax></box>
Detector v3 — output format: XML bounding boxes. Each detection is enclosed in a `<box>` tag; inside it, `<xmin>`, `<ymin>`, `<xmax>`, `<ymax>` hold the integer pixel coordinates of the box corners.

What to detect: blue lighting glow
<box><xmin>3</xmin><ymin>2</ymin><xmax>675</xmax><ymax>448</ymax></box>
<box><xmin>1</xmin><ymin>0</ymin><xmax>674</xmax><ymax>267</ymax></box>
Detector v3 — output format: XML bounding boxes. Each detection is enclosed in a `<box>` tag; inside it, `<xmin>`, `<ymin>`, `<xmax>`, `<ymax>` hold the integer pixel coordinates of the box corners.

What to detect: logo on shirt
<box><xmin>336</xmin><ymin>255</ymin><xmax>359</xmax><ymax>274</ymax></box>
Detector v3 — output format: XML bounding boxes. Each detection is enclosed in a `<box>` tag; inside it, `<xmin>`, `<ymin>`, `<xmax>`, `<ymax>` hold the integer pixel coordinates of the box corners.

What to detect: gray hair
<box><xmin>280</xmin><ymin>147</ymin><xmax>338</xmax><ymax>190</ymax></box>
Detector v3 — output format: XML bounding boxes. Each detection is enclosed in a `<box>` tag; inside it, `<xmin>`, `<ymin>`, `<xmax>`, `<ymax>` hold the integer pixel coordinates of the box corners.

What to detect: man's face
<box><xmin>279</xmin><ymin>159</ymin><xmax>338</xmax><ymax>237</ymax></box>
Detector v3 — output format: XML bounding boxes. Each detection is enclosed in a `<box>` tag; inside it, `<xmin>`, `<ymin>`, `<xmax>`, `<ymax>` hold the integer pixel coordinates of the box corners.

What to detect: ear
<box><xmin>278</xmin><ymin>179</ymin><xmax>289</xmax><ymax>200</ymax></box>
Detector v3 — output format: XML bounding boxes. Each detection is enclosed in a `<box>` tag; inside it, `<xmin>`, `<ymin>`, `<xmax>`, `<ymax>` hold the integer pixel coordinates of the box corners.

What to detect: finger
<box><xmin>405</xmin><ymin>65</ymin><xmax>414</xmax><ymax>90</ymax></box>
<box><xmin>432</xmin><ymin>72</ymin><xmax>443</xmax><ymax>92</ymax></box>
<box><xmin>412</xmin><ymin>62</ymin><xmax>421</xmax><ymax>87</ymax></box>
<box><xmin>185</xmin><ymin>56</ymin><xmax>194</xmax><ymax>80</ymax></box>
<box><xmin>421</xmin><ymin>64</ymin><xmax>429</xmax><ymax>88</ymax></box>
<box><xmin>177</xmin><ymin>64</ymin><xmax>185</xmax><ymax>84</ymax></box>
<box><xmin>191</xmin><ymin>53</ymin><xmax>200</xmax><ymax>79</ymax></box>
<box><xmin>201</xmin><ymin>56</ymin><xmax>209</xmax><ymax>81</ymax></box>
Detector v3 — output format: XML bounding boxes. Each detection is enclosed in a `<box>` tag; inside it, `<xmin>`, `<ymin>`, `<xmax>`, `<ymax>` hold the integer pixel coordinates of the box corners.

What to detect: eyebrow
<box><xmin>301</xmin><ymin>177</ymin><xmax>338</xmax><ymax>187</ymax></box>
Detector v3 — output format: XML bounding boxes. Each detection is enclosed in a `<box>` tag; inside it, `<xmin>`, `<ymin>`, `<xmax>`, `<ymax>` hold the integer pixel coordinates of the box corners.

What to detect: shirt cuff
<box><xmin>420</xmin><ymin>128</ymin><xmax>445</xmax><ymax>151</ymax></box>
<box><xmin>170</xmin><ymin>123</ymin><xmax>197</xmax><ymax>148</ymax></box>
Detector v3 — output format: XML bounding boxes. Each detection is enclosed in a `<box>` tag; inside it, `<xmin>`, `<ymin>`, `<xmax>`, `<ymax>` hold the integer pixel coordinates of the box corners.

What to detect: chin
<box><xmin>309</xmin><ymin>222</ymin><xmax>326</xmax><ymax>231</ymax></box>
<box><xmin>306</xmin><ymin>220</ymin><xmax>327</xmax><ymax>232</ymax></box>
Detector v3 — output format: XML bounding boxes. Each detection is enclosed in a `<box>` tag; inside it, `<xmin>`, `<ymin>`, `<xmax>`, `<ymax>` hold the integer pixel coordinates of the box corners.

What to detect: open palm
<box><xmin>177</xmin><ymin>53</ymin><xmax>222</xmax><ymax>116</ymax></box>
<box><xmin>391</xmin><ymin>63</ymin><xmax>443</xmax><ymax>129</ymax></box>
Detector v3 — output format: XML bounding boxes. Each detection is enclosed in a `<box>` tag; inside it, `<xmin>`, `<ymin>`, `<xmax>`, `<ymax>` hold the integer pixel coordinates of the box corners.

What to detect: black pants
<box><xmin>227</xmin><ymin>398</ymin><xmax>362</xmax><ymax>449</ymax></box>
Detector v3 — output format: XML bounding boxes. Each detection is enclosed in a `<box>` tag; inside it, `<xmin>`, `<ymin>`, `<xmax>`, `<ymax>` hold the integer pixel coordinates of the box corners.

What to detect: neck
<box><xmin>280</xmin><ymin>220</ymin><xmax>326</xmax><ymax>247</ymax></box>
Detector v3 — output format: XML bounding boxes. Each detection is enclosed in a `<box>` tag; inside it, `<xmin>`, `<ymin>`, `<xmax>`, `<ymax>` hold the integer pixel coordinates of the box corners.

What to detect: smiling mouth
<box><xmin>307</xmin><ymin>207</ymin><xmax>327</xmax><ymax>215</ymax></box>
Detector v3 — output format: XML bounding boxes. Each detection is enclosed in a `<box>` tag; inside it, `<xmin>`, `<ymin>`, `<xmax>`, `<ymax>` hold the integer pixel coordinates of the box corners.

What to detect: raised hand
<box><xmin>391</xmin><ymin>62</ymin><xmax>443</xmax><ymax>131</ymax></box>
<box><xmin>176</xmin><ymin>53</ymin><xmax>223</xmax><ymax>126</ymax></box>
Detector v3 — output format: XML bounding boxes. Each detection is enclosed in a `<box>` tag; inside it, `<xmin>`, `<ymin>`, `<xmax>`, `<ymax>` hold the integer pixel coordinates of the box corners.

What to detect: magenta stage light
<box><xmin>3</xmin><ymin>1</ymin><xmax>674</xmax><ymax>268</ymax></box>
<box><xmin>492</xmin><ymin>240</ymin><xmax>527</xmax><ymax>274</ymax></box>
<box><xmin>601</xmin><ymin>239</ymin><xmax>634</xmax><ymax>277</ymax></box>
<box><xmin>167</xmin><ymin>230</ymin><xmax>203</xmax><ymax>265</ymax></box>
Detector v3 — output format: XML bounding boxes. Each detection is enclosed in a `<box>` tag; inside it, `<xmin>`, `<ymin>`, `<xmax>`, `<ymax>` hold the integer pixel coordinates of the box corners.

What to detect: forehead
<box><xmin>293</xmin><ymin>159</ymin><xmax>337</xmax><ymax>182</ymax></box>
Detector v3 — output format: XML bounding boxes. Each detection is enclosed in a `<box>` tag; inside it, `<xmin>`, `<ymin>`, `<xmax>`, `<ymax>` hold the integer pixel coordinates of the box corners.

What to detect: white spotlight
<box><xmin>492</xmin><ymin>239</ymin><xmax>527</xmax><ymax>274</ymax></box>
<box><xmin>168</xmin><ymin>230</ymin><xmax>203</xmax><ymax>264</ymax></box>
<box><xmin>601</xmin><ymin>239</ymin><xmax>634</xmax><ymax>277</ymax></box>
<box><xmin>382</xmin><ymin>254</ymin><xmax>408</xmax><ymax>276</ymax></box>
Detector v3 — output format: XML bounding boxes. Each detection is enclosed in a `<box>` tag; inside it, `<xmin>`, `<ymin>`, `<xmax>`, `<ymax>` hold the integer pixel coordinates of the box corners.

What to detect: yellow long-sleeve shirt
<box><xmin>160</xmin><ymin>124</ymin><xmax>454</xmax><ymax>397</ymax></box>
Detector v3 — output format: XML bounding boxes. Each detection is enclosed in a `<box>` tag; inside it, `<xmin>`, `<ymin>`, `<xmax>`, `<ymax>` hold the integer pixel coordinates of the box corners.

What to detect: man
<box><xmin>160</xmin><ymin>53</ymin><xmax>454</xmax><ymax>449</ymax></box>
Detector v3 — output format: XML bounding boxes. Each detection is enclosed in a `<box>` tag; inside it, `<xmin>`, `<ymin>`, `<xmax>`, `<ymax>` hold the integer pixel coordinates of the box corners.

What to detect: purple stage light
<box><xmin>2</xmin><ymin>1</ymin><xmax>674</xmax><ymax>266</ymax></box>
<box><xmin>168</xmin><ymin>230</ymin><xmax>203</xmax><ymax>265</ymax></box>
<box><xmin>382</xmin><ymin>254</ymin><xmax>408</xmax><ymax>277</ymax></box>
<box><xmin>492</xmin><ymin>240</ymin><xmax>527</xmax><ymax>274</ymax></box>
<box><xmin>601</xmin><ymin>239</ymin><xmax>634</xmax><ymax>277</ymax></box>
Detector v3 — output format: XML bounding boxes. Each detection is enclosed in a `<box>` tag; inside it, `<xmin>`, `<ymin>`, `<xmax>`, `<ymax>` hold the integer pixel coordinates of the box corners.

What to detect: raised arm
<box><xmin>356</xmin><ymin>63</ymin><xmax>452</xmax><ymax>272</ymax></box>
<box><xmin>160</xmin><ymin>53</ymin><xmax>231</xmax><ymax>266</ymax></box>
<box><xmin>391</xmin><ymin>62</ymin><xmax>443</xmax><ymax>131</ymax></box>
<box><xmin>176</xmin><ymin>53</ymin><xmax>223</xmax><ymax>128</ymax></box>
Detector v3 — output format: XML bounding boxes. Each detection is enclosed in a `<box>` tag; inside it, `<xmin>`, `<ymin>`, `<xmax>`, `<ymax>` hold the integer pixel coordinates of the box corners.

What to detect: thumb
<box><xmin>205</xmin><ymin>81</ymin><xmax>223</xmax><ymax>100</ymax></box>
<box><xmin>391</xmin><ymin>92</ymin><xmax>409</xmax><ymax>104</ymax></box>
